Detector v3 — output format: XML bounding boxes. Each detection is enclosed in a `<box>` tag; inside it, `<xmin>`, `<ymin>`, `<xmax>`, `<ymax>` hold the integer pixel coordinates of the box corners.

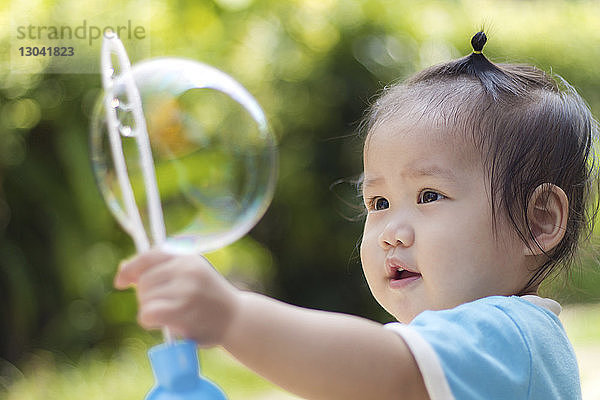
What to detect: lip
<box><xmin>385</xmin><ymin>258</ymin><xmax>421</xmax><ymax>289</ymax></box>
<box><xmin>385</xmin><ymin>258</ymin><xmax>418</xmax><ymax>277</ymax></box>
<box><xmin>388</xmin><ymin>274</ymin><xmax>421</xmax><ymax>289</ymax></box>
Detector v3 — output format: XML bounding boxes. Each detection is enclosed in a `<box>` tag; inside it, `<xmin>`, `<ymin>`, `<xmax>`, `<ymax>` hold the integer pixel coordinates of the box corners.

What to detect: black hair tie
<box><xmin>471</xmin><ymin>31</ymin><xmax>487</xmax><ymax>54</ymax></box>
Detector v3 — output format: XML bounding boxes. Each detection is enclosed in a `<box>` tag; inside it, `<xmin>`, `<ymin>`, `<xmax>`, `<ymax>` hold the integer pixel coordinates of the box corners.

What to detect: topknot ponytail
<box><xmin>407</xmin><ymin>31</ymin><xmax>552</xmax><ymax>100</ymax></box>
<box><xmin>471</xmin><ymin>31</ymin><xmax>487</xmax><ymax>53</ymax></box>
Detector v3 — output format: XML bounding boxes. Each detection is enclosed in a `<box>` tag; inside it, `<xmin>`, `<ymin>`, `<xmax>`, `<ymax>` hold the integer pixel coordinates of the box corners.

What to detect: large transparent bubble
<box><xmin>90</xmin><ymin>58</ymin><xmax>277</xmax><ymax>254</ymax></box>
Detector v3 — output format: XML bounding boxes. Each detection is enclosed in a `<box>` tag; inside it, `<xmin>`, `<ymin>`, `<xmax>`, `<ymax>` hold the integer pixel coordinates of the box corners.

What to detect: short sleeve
<box><xmin>385</xmin><ymin>296</ymin><xmax>581</xmax><ymax>400</ymax></box>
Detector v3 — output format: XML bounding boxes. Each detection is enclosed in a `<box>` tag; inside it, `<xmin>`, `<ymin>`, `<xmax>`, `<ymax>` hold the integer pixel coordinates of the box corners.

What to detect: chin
<box><xmin>387</xmin><ymin>306</ymin><xmax>417</xmax><ymax>324</ymax></box>
<box><xmin>395</xmin><ymin>312</ymin><xmax>417</xmax><ymax>324</ymax></box>
<box><xmin>374</xmin><ymin>292</ymin><xmax>423</xmax><ymax>323</ymax></box>
<box><xmin>393</xmin><ymin>300</ymin><xmax>436</xmax><ymax>323</ymax></box>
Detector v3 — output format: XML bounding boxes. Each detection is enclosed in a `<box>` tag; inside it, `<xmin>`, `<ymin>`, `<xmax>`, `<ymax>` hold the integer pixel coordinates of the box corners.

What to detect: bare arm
<box><xmin>224</xmin><ymin>292</ymin><xmax>427</xmax><ymax>400</ymax></box>
<box><xmin>115</xmin><ymin>249</ymin><xmax>428</xmax><ymax>400</ymax></box>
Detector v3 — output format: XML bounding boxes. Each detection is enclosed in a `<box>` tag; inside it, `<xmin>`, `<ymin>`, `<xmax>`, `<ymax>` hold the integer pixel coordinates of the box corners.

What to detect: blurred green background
<box><xmin>1</xmin><ymin>0</ymin><xmax>600</xmax><ymax>398</ymax></box>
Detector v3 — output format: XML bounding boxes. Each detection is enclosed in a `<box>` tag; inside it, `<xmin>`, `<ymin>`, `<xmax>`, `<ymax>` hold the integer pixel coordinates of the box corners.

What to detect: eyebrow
<box><xmin>405</xmin><ymin>165</ymin><xmax>457</xmax><ymax>182</ymax></box>
<box><xmin>361</xmin><ymin>176</ymin><xmax>383</xmax><ymax>190</ymax></box>
<box><xmin>362</xmin><ymin>165</ymin><xmax>457</xmax><ymax>189</ymax></box>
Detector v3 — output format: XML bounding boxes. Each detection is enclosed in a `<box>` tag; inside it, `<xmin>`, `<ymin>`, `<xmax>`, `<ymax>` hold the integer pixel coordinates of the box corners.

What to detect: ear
<box><xmin>524</xmin><ymin>183</ymin><xmax>569</xmax><ymax>256</ymax></box>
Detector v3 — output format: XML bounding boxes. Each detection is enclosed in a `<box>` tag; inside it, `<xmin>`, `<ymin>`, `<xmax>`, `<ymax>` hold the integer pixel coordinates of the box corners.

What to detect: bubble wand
<box><xmin>101</xmin><ymin>32</ymin><xmax>173</xmax><ymax>344</ymax></box>
<box><xmin>95</xmin><ymin>31</ymin><xmax>276</xmax><ymax>399</ymax></box>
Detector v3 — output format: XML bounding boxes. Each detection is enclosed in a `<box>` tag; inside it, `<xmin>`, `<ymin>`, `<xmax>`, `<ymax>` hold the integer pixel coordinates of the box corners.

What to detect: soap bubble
<box><xmin>90</xmin><ymin>58</ymin><xmax>277</xmax><ymax>254</ymax></box>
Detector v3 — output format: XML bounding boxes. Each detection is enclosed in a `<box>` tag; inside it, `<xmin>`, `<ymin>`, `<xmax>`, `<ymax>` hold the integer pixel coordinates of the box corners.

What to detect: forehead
<box><xmin>364</xmin><ymin>117</ymin><xmax>481</xmax><ymax>174</ymax></box>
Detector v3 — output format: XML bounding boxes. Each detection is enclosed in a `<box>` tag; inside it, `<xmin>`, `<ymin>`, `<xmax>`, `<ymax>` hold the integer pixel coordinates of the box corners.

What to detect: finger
<box><xmin>138</xmin><ymin>297</ymin><xmax>201</xmax><ymax>342</ymax></box>
<box><xmin>137</xmin><ymin>298</ymin><xmax>184</xmax><ymax>330</ymax></box>
<box><xmin>137</xmin><ymin>299</ymin><xmax>171</xmax><ymax>330</ymax></box>
<box><xmin>137</xmin><ymin>272</ymin><xmax>191</xmax><ymax>306</ymax></box>
<box><xmin>136</xmin><ymin>255</ymin><xmax>207</xmax><ymax>295</ymax></box>
<box><xmin>136</xmin><ymin>260</ymin><xmax>178</xmax><ymax>296</ymax></box>
<box><xmin>114</xmin><ymin>248</ymin><xmax>175</xmax><ymax>289</ymax></box>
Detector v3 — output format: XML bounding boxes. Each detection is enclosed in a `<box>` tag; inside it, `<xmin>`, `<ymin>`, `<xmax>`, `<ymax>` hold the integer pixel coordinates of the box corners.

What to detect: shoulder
<box><xmin>411</xmin><ymin>295</ymin><xmax>569</xmax><ymax>346</ymax></box>
<box><xmin>409</xmin><ymin>296</ymin><xmax>563</xmax><ymax>355</ymax></box>
<box><xmin>419</xmin><ymin>294</ymin><xmax>559</xmax><ymax>323</ymax></box>
<box><xmin>386</xmin><ymin>296</ymin><xmax>581</xmax><ymax>400</ymax></box>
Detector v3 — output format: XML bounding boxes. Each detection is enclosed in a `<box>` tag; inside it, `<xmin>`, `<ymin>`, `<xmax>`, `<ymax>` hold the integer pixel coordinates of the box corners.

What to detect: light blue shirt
<box><xmin>386</xmin><ymin>296</ymin><xmax>581</xmax><ymax>399</ymax></box>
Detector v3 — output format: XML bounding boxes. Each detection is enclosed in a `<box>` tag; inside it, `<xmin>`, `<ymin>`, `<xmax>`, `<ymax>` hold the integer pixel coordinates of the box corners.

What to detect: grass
<box><xmin>1</xmin><ymin>335</ymin><xmax>300</xmax><ymax>400</ymax></box>
<box><xmin>2</xmin><ymin>304</ymin><xmax>599</xmax><ymax>400</ymax></box>
<box><xmin>560</xmin><ymin>304</ymin><xmax>600</xmax><ymax>400</ymax></box>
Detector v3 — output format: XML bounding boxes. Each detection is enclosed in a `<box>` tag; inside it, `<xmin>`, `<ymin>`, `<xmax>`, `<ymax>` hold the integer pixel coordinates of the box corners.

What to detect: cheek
<box><xmin>360</xmin><ymin>224</ymin><xmax>381</xmax><ymax>276</ymax></box>
<box><xmin>359</xmin><ymin>233</ymin><xmax>374</xmax><ymax>272</ymax></box>
<box><xmin>420</xmin><ymin>211</ymin><xmax>496</xmax><ymax>271</ymax></box>
<box><xmin>360</xmin><ymin>218</ymin><xmax>374</xmax><ymax>254</ymax></box>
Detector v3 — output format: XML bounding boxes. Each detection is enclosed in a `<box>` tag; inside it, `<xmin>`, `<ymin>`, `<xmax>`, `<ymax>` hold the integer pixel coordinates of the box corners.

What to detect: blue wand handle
<box><xmin>146</xmin><ymin>340</ymin><xmax>227</xmax><ymax>400</ymax></box>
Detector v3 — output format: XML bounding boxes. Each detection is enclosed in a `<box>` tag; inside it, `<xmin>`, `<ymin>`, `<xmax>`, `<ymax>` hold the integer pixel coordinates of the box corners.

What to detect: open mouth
<box><xmin>388</xmin><ymin>265</ymin><xmax>422</xmax><ymax>288</ymax></box>
<box><xmin>392</xmin><ymin>269</ymin><xmax>421</xmax><ymax>280</ymax></box>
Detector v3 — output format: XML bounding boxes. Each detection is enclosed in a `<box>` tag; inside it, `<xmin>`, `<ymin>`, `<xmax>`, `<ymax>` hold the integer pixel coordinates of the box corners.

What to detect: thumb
<box><xmin>114</xmin><ymin>249</ymin><xmax>174</xmax><ymax>289</ymax></box>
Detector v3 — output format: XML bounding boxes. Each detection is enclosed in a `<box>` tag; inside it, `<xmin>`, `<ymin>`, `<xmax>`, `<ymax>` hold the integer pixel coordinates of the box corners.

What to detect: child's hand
<box><xmin>114</xmin><ymin>249</ymin><xmax>240</xmax><ymax>347</ymax></box>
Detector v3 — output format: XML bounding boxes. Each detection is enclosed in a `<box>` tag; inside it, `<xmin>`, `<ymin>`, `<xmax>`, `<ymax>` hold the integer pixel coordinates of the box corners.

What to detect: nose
<box><xmin>378</xmin><ymin>219</ymin><xmax>414</xmax><ymax>249</ymax></box>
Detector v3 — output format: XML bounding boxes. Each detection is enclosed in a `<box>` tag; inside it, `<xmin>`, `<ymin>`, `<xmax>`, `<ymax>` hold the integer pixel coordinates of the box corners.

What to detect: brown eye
<box><xmin>419</xmin><ymin>190</ymin><xmax>444</xmax><ymax>204</ymax></box>
<box><xmin>374</xmin><ymin>197</ymin><xmax>389</xmax><ymax>210</ymax></box>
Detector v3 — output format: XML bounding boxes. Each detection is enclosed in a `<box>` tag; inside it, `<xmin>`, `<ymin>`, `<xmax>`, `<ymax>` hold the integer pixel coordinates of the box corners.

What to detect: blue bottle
<box><xmin>146</xmin><ymin>340</ymin><xmax>227</xmax><ymax>400</ymax></box>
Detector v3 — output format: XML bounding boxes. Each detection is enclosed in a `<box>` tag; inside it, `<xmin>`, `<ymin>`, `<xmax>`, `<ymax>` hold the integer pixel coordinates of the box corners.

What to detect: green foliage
<box><xmin>1</xmin><ymin>0</ymin><xmax>600</xmax><ymax>376</ymax></box>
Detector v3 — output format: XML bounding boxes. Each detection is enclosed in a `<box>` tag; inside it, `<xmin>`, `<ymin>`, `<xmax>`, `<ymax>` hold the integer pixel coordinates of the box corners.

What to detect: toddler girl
<box><xmin>115</xmin><ymin>32</ymin><xmax>597</xmax><ymax>399</ymax></box>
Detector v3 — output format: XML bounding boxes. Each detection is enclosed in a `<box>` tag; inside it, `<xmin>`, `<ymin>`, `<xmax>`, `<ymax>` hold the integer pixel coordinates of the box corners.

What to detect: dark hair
<box><xmin>362</xmin><ymin>31</ymin><xmax>599</xmax><ymax>292</ymax></box>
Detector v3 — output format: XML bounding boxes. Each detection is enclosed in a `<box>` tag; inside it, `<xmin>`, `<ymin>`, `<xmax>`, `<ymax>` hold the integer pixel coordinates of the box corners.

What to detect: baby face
<box><xmin>360</xmin><ymin>121</ymin><xmax>532</xmax><ymax>323</ymax></box>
